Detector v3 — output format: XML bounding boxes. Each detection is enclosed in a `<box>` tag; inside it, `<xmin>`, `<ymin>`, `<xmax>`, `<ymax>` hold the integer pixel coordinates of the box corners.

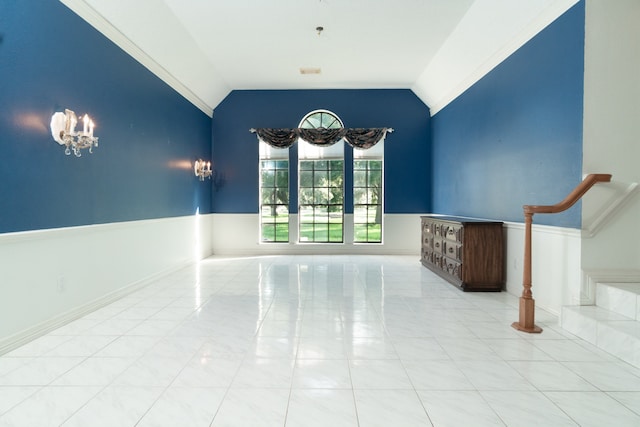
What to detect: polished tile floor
<box><xmin>2</xmin><ymin>255</ymin><xmax>640</xmax><ymax>426</ymax></box>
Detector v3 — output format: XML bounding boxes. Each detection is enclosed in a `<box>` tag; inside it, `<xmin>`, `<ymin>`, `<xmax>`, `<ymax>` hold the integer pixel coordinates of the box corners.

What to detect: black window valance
<box><xmin>250</xmin><ymin>127</ymin><xmax>393</xmax><ymax>150</ymax></box>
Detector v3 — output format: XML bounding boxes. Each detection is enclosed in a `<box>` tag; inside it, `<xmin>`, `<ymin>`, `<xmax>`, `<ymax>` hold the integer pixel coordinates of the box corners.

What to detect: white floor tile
<box><xmin>60</xmin><ymin>386</ymin><xmax>164</xmax><ymax>427</ymax></box>
<box><xmin>211</xmin><ymin>388</ymin><xmax>289</xmax><ymax>427</ymax></box>
<box><xmin>355</xmin><ymin>389</ymin><xmax>432</xmax><ymax>427</ymax></box>
<box><xmin>0</xmin><ymin>386</ymin><xmax>101</xmax><ymax>427</ymax></box>
<box><xmin>418</xmin><ymin>390</ymin><xmax>504</xmax><ymax>427</ymax></box>
<box><xmin>403</xmin><ymin>359</ymin><xmax>475</xmax><ymax>391</ymax></box>
<box><xmin>136</xmin><ymin>386</ymin><xmax>226</xmax><ymax>427</ymax></box>
<box><xmin>481</xmin><ymin>390</ymin><xmax>578</xmax><ymax>426</ymax></box>
<box><xmin>349</xmin><ymin>359</ymin><xmax>413</xmax><ymax>389</ymax></box>
<box><xmin>546</xmin><ymin>391</ymin><xmax>640</xmax><ymax>427</ymax></box>
<box><xmin>2</xmin><ymin>255</ymin><xmax>640</xmax><ymax>426</ymax></box>
<box><xmin>456</xmin><ymin>360</ymin><xmax>535</xmax><ymax>391</ymax></box>
<box><xmin>508</xmin><ymin>361</ymin><xmax>598</xmax><ymax>391</ymax></box>
<box><xmin>286</xmin><ymin>389</ymin><xmax>358</xmax><ymax>427</ymax></box>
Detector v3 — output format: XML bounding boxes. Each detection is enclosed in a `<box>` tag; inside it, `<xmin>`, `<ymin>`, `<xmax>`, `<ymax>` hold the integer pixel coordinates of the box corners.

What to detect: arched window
<box><xmin>298</xmin><ymin>110</ymin><xmax>344</xmax><ymax>243</ymax></box>
<box><xmin>256</xmin><ymin>109</ymin><xmax>386</xmax><ymax>244</ymax></box>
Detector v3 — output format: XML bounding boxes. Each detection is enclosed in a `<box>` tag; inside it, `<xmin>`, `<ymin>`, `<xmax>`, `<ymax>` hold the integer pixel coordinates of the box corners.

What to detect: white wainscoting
<box><xmin>0</xmin><ymin>214</ymin><xmax>213</xmax><ymax>354</ymax></box>
<box><xmin>210</xmin><ymin>213</ymin><xmax>423</xmax><ymax>256</ymax></box>
<box><xmin>504</xmin><ymin>222</ymin><xmax>581</xmax><ymax>316</ymax></box>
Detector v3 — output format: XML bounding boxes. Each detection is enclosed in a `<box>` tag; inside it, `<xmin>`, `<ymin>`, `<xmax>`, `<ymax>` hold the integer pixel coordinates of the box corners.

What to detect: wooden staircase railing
<box><xmin>512</xmin><ymin>173</ymin><xmax>612</xmax><ymax>333</ymax></box>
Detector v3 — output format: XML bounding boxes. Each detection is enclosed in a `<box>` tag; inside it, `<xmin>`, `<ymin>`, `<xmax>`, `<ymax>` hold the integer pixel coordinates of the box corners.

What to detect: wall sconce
<box><xmin>194</xmin><ymin>159</ymin><xmax>213</xmax><ymax>181</ymax></box>
<box><xmin>50</xmin><ymin>109</ymin><xmax>99</xmax><ymax>157</ymax></box>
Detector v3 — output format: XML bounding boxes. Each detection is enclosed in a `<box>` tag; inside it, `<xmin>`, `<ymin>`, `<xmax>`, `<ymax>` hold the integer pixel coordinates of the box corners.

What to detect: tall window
<box><xmin>353</xmin><ymin>141</ymin><xmax>384</xmax><ymax>243</ymax></box>
<box><xmin>298</xmin><ymin>110</ymin><xmax>344</xmax><ymax>243</ymax></box>
<box><xmin>259</xmin><ymin>142</ymin><xmax>289</xmax><ymax>242</ymax></box>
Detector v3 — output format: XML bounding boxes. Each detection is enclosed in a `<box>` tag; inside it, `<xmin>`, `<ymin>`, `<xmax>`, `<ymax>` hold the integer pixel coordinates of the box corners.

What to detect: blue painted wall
<box><xmin>431</xmin><ymin>1</ymin><xmax>585</xmax><ymax>228</ymax></box>
<box><xmin>0</xmin><ymin>0</ymin><xmax>212</xmax><ymax>234</ymax></box>
<box><xmin>211</xmin><ymin>89</ymin><xmax>431</xmax><ymax>214</ymax></box>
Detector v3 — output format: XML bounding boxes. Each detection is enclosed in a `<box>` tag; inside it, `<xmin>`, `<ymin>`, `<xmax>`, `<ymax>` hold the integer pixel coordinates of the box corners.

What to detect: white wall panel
<box><xmin>0</xmin><ymin>214</ymin><xmax>213</xmax><ymax>353</ymax></box>
<box><xmin>211</xmin><ymin>214</ymin><xmax>422</xmax><ymax>256</ymax></box>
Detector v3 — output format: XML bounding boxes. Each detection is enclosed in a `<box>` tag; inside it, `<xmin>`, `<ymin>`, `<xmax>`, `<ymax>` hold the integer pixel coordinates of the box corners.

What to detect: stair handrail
<box><xmin>512</xmin><ymin>173</ymin><xmax>612</xmax><ymax>333</ymax></box>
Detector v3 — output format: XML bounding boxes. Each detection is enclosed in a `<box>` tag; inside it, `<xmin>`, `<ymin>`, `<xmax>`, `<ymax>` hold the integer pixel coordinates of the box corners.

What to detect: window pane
<box><xmin>261</xmin><ymin>205</ymin><xmax>273</xmax><ymax>218</ymax></box>
<box><xmin>330</xmin><ymin>160</ymin><xmax>343</xmax><ymax>171</ymax></box>
<box><xmin>299</xmin><ymin>170</ymin><xmax>313</xmax><ymax>187</ymax></box>
<box><xmin>368</xmin><ymin>223</ymin><xmax>382</xmax><ymax>243</ymax></box>
<box><xmin>353</xmin><ymin>170</ymin><xmax>366</xmax><ymax>187</ymax></box>
<box><xmin>299</xmin><ymin>188</ymin><xmax>313</xmax><ymax>204</ymax></box>
<box><xmin>328</xmin><ymin>205</ymin><xmax>343</xmax><ymax>215</ymax></box>
<box><xmin>299</xmin><ymin>223</ymin><xmax>313</xmax><ymax>241</ymax></box>
<box><xmin>261</xmin><ymin>224</ymin><xmax>275</xmax><ymax>242</ymax></box>
<box><xmin>300</xmin><ymin>160</ymin><xmax>313</xmax><ymax>170</ymax></box>
<box><xmin>354</xmin><ymin>224</ymin><xmax>367</xmax><ymax>242</ymax></box>
<box><xmin>314</xmin><ymin>188</ymin><xmax>329</xmax><ymax>204</ymax></box>
<box><xmin>275</xmin><ymin>188</ymin><xmax>289</xmax><ymax>205</ymax></box>
<box><xmin>276</xmin><ymin>170</ymin><xmax>288</xmax><ymax>187</ymax></box>
<box><xmin>353</xmin><ymin>160</ymin><xmax>367</xmax><ymax>170</ymax></box>
<box><xmin>261</xmin><ymin>188</ymin><xmax>275</xmax><ymax>204</ymax></box>
<box><xmin>329</xmin><ymin>169</ymin><xmax>342</xmax><ymax>187</ymax></box>
<box><xmin>277</xmin><ymin>223</ymin><xmax>289</xmax><ymax>242</ymax></box>
<box><xmin>299</xmin><ymin>205</ymin><xmax>314</xmax><ymax>222</ymax></box>
<box><xmin>330</xmin><ymin>188</ymin><xmax>343</xmax><ymax>204</ymax></box>
<box><xmin>367</xmin><ymin>188</ymin><xmax>377</xmax><ymax>204</ymax></box>
<box><xmin>354</xmin><ymin>188</ymin><xmax>366</xmax><ymax>204</ymax></box>
<box><xmin>368</xmin><ymin>206</ymin><xmax>379</xmax><ymax>223</ymax></box>
<box><xmin>314</xmin><ymin>206</ymin><xmax>328</xmax><ymax>221</ymax></box>
<box><xmin>262</xmin><ymin>160</ymin><xmax>275</xmax><ymax>170</ymax></box>
<box><xmin>369</xmin><ymin>160</ymin><xmax>382</xmax><ymax>170</ymax></box>
<box><xmin>368</xmin><ymin>170</ymin><xmax>382</xmax><ymax>187</ymax></box>
<box><xmin>313</xmin><ymin>170</ymin><xmax>328</xmax><ymax>186</ymax></box>
<box><xmin>354</xmin><ymin>206</ymin><xmax>367</xmax><ymax>223</ymax></box>
<box><xmin>262</xmin><ymin>170</ymin><xmax>275</xmax><ymax>187</ymax></box>
<box><xmin>329</xmin><ymin>223</ymin><xmax>343</xmax><ymax>242</ymax></box>
<box><xmin>276</xmin><ymin>205</ymin><xmax>289</xmax><ymax>219</ymax></box>
<box><xmin>314</xmin><ymin>224</ymin><xmax>329</xmax><ymax>242</ymax></box>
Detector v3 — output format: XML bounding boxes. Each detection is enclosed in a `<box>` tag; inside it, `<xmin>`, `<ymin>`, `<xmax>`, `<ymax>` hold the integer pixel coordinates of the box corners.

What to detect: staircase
<box><xmin>561</xmin><ymin>282</ymin><xmax>640</xmax><ymax>368</ymax></box>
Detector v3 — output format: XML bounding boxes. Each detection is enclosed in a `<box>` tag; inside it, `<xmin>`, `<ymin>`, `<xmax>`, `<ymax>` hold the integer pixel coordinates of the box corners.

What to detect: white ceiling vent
<box><xmin>299</xmin><ymin>67</ymin><xmax>321</xmax><ymax>75</ymax></box>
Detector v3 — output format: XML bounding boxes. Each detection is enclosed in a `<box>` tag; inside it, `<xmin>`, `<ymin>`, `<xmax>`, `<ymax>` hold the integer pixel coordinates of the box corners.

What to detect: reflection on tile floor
<box><xmin>2</xmin><ymin>255</ymin><xmax>640</xmax><ymax>426</ymax></box>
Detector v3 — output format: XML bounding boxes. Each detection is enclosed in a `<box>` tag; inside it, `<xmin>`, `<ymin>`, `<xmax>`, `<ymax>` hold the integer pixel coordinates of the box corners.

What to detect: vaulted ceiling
<box><xmin>61</xmin><ymin>0</ymin><xmax>579</xmax><ymax>117</ymax></box>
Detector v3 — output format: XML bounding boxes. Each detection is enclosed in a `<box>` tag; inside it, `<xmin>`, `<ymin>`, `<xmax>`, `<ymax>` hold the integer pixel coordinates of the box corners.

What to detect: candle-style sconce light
<box><xmin>194</xmin><ymin>159</ymin><xmax>213</xmax><ymax>181</ymax></box>
<box><xmin>50</xmin><ymin>109</ymin><xmax>98</xmax><ymax>157</ymax></box>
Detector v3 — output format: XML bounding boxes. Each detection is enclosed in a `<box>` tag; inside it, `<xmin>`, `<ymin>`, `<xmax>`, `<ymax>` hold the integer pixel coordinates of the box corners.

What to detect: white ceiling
<box><xmin>61</xmin><ymin>0</ymin><xmax>579</xmax><ymax>117</ymax></box>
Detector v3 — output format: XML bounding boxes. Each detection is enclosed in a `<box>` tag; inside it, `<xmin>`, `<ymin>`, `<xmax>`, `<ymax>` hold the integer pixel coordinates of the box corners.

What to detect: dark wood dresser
<box><xmin>421</xmin><ymin>215</ymin><xmax>505</xmax><ymax>291</ymax></box>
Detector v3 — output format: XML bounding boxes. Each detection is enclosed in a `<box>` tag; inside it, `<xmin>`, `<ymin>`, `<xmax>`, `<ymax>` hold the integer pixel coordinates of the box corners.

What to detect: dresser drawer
<box><xmin>433</xmin><ymin>239</ymin><xmax>444</xmax><ymax>254</ymax></box>
<box><xmin>443</xmin><ymin>241</ymin><xmax>462</xmax><ymax>262</ymax></box>
<box><xmin>443</xmin><ymin>259</ymin><xmax>462</xmax><ymax>281</ymax></box>
<box><xmin>443</xmin><ymin>224</ymin><xmax>463</xmax><ymax>243</ymax></box>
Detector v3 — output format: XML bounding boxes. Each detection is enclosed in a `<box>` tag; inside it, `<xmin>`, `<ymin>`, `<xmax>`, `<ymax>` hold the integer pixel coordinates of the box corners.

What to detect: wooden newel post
<box><xmin>512</xmin><ymin>210</ymin><xmax>542</xmax><ymax>333</ymax></box>
<box><xmin>511</xmin><ymin>173</ymin><xmax>612</xmax><ymax>334</ymax></box>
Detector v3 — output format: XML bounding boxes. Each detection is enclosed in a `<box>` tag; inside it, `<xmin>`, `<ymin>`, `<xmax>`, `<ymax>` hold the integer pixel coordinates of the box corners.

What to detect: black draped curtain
<box><xmin>251</xmin><ymin>127</ymin><xmax>392</xmax><ymax>150</ymax></box>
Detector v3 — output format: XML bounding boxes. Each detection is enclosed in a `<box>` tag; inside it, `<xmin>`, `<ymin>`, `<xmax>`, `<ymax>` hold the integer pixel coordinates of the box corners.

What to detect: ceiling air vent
<box><xmin>300</xmin><ymin>67</ymin><xmax>321</xmax><ymax>75</ymax></box>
